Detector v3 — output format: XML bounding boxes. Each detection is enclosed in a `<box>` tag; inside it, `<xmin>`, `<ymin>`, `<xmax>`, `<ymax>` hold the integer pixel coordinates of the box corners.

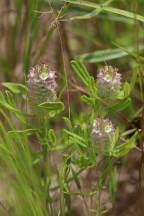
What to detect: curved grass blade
<box><xmin>63</xmin><ymin>0</ymin><xmax>144</xmax><ymax>23</ymax></box>
<box><xmin>70</xmin><ymin>0</ymin><xmax>114</xmax><ymax>20</ymax></box>
<box><xmin>112</xmin><ymin>42</ymin><xmax>144</xmax><ymax>62</ymax></box>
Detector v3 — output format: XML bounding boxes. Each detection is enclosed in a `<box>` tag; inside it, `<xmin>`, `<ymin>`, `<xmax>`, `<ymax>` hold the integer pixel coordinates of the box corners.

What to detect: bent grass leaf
<box><xmin>112</xmin><ymin>42</ymin><xmax>144</xmax><ymax>62</ymax></box>
<box><xmin>72</xmin><ymin>8</ymin><xmax>101</xmax><ymax>20</ymax></box>
<box><xmin>64</xmin><ymin>0</ymin><xmax>144</xmax><ymax>23</ymax></box>
<box><xmin>71</xmin><ymin>0</ymin><xmax>114</xmax><ymax>20</ymax></box>
<box><xmin>99</xmin><ymin>13</ymin><xmax>134</xmax><ymax>24</ymax></box>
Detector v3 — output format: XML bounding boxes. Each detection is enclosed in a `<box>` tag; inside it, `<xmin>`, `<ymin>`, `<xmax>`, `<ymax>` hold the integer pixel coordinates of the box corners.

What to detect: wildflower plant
<box><xmin>0</xmin><ymin>0</ymin><xmax>143</xmax><ymax>213</ymax></box>
<box><xmin>0</xmin><ymin>58</ymin><xmax>140</xmax><ymax>216</ymax></box>
<box><xmin>96</xmin><ymin>65</ymin><xmax>122</xmax><ymax>101</ymax></box>
<box><xmin>27</xmin><ymin>64</ymin><xmax>57</xmax><ymax>115</ymax></box>
<box><xmin>70</xmin><ymin>60</ymin><xmax>139</xmax><ymax>211</ymax></box>
<box><xmin>91</xmin><ymin>117</ymin><xmax>115</xmax><ymax>153</ymax></box>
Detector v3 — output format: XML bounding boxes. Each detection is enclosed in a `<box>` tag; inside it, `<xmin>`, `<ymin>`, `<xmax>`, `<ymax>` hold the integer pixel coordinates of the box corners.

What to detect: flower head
<box><xmin>91</xmin><ymin>117</ymin><xmax>115</xmax><ymax>153</ymax></box>
<box><xmin>96</xmin><ymin>66</ymin><xmax>122</xmax><ymax>100</ymax></box>
<box><xmin>27</xmin><ymin>64</ymin><xmax>57</xmax><ymax>114</ymax></box>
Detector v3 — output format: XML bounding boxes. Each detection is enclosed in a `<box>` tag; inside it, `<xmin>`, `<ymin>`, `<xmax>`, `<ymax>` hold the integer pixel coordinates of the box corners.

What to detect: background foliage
<box><xmin>0</xmin><ymin>0</ymin><xmax>143</xmax><ymax>215</ymax></box>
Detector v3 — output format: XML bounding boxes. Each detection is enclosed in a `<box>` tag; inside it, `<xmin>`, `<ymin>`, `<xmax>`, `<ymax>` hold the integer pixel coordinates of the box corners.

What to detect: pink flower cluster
<box><xmin>96</xmin><ymin>65</ymin><xmax>122</xmax><ymax>100</ymax></box>
<box><xmin>27</xmin><ymin>64</ymin><xmax>57</xmax><ymax>114</ymax></box>
<box><xmin>91</xmin><ymin>117</ymin><xmax>115</xmax><ymax>153</ymax></box>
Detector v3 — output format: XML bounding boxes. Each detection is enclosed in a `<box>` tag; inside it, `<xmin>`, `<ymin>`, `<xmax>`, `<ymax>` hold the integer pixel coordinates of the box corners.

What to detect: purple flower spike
<box><xmin>96</xmin><ymin>65</ymin><xmax>122</xmax><ymax>101</ymax></box>
<box><xmin>27</xmin><ymin>64</ymin><xmax>57</xmax><ymax>114</ymax></box>
<box><xmin>91</xmin><ymin>117</ymin><xmax>115</xmax><ymax>153</ymax></box>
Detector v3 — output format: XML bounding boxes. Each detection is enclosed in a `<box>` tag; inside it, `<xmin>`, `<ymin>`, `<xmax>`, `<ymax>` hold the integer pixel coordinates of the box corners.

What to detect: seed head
<box><xmin>27</xmin><ymin>64</ymin><xmax>57</xmax><ymax>114</ymax></box>
<box><xmin>96</xmin><ymin>66</ymin><xmax>121</xmax><ymax>100</ymax></box>
<box><xmin>91</xmin><ymin>117</ymin><xmax>115</xmax><ymax>153</ymax></box>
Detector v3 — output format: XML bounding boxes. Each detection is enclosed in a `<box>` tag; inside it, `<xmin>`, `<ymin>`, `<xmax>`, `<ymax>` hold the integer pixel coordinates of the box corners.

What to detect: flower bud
<box><xmin>27</xmin><ymin>64</ymin><xmax>57</xmax><ymax>114</ymax></box>
<box><xmin>91</xmin><ymin>117</ymin><xmax>115</xmax><ymax>153</ymax></box>
<box><xmin>96</xmin><ymin>66</ymin><xmax>121</xmax><ymax>101</ymax></box>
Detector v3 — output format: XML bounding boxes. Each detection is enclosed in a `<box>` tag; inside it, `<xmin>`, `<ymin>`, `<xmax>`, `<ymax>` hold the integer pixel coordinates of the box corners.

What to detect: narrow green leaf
<box><xmin>63</xmin><ymin>117</ymin><xmax>73</xmax><ymax>131</ymax></box>
<box><xmin>112</xmin><ymin>42</ymin><xmax>144</xmax><ymax>62</ymax></box>
<box><xmin>109</xmin><ymin>167</ymin><xmax>117</xmax><ymax>204</ymax></box>
<box><xmin>2</xmin><ymin>82</ymin><xmax>27</xmax><ymax>94</ymax></box>
<box><xmin>131</xmin><ymin>106</ymin><xmax>144</xmax><ymax>120</ymax></box>
<box><xmin>0</xmin><ymin>95</ymin><xmax>23</xmax><ymax>114</ymax></box>
<box><xmin>64</xmin><ymin>190</ymin><xmax>97</xmax><ymax>196</ymax></box>
<box><xmin>64</xmin><ymin>0</ymin><xmax>144</xmax><ymax>23</ymax></box>
<box><xmin>72</xmin><ymin>8</ymin><xmax>101</xmax><ymax>20</ymax></box>
<box><xmin>8</xmin><ymin>129</ymin><xmax>39</xmax><ymax>136</ymax></box>
<box><xmin>72</xmin><ymin>0</ymin><xmax>113</xmax><ymax>19</ymax></box>
<box><xmin>5</xmin><ymin>90</ymin><xmax>14</xmax><ymax>106</ymax></box>
<box><xmin>71</xmin><ymin>60</ymin><xmax>90</xmax><ymax>87</ymax></box>
<box><xmin>71</xmin><ymin>0</ymin><xmax>114</xmax><ymax>20</ymax></box>
<box><xmin>76</xmin><ymin>48</ymin><xmax>133</xmax><ymax>63</ymax></box>
<box><xmin>114</xmin><ymin>131</ymin><xmax>138</xmax><ymax>157</ymax></box>
<box><xmin>121</xmin><ymin>128</ymin><xmax>137</xmax><ymax>137</ymax></box>
<box><xmin>39</xmin><ymin>101</ymin><xmax>64</xmax><ymax>112</ymax></box>
<box><xmin>0</xmin><ymin>91</ymin><xmax>5</xmax><ymax>102</ymax></box>
<box><xmin>80</xmin><ymin>95</ymin><xmax>95</xmax><ymax>107</ymax></box>
<box><xmin>63</xmin><ymin>129</ymin><xmax>87</xmax><ymax>148</ymax></box>
<box><xmin>63</xmin><ymin>129</ymin><xmax>85</xmax><ymax>142</ymax></box>
<box><xmin>89</xmin><ymin>77</ymin><xmax>97</xmax><ymax>96</ymax></box>
<box><xmin>71</xmin><ymin>167</ymin><xmax>81</xmax><ymax>190</ymax></box>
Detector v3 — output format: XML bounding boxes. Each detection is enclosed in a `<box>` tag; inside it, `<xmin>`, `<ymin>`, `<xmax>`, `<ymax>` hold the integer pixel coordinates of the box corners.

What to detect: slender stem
<box><xmin>42</xmin><ymin>117</ymin><xmax>51</xmax><ymax>214</ymax></box>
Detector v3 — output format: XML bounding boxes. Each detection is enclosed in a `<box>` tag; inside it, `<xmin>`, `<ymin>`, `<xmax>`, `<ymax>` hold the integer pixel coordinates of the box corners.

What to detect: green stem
<box><xmin>42</xmin><ymin>117</ymin><xmax>51</xmax><ymax>214</ymax></box>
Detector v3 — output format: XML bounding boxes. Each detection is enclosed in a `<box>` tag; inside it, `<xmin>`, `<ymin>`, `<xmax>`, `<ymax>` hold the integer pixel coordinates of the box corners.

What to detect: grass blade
<box><xmin>63</xmin><ymin>0</ymin><xmax>144</xmax><ymax>23</ymax></box>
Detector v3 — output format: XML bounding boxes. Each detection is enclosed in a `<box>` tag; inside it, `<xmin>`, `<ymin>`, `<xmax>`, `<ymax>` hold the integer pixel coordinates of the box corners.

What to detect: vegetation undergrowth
<box><xmin>0</xmin><ymin>0</ymin><xmax>143</xmax><ymax>215</ymax></box>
